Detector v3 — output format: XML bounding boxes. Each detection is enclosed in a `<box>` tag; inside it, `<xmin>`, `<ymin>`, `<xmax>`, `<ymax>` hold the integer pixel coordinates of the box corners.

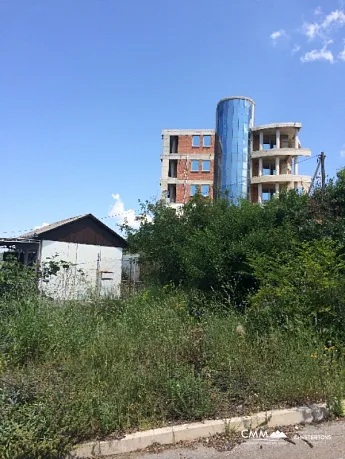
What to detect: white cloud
<box><xmin>303</xmin><ymin>9</ymin><xmax>345</xmax><ymax>40</ymax></box>
<box><xmin>301</xmin><ymin>42</ymin><xmax>334</xmax><ymax>63</ymax></box>
<box><xmin>34</xmin><ymin>222</ymin><xmax>49</xmax><ymax>230</ymax></box>
<box><xmin>270</xmin><ymin>29</ymin><xmax>287</xmax><ymax>43</ymax></box>
<box><xmin>303</xmin><ymin>22</ymin><xmax>320</xmax><ymax>40</ymax></box>
<box><xmin>291</xmin><ymin>44</ymin><xmax>301</xmax><ymax>54</ymax></box>
<box><xmin>109</xmin><ymin>194</ymin><xmax>152</xmax><ymax>230</ymax></box>
<box><xmin>269</xmin><ymin>8</ymin><xmax>345</xmax><ymax>64</ymax></box>
<box><xmin>340</xmin><ymin>146</ymin><xmax>345</xmax><ymax>157</ymax></box>
<box><xmin>322</xmin><ymin>9</ymin><xmax>345</xmax><ymax>29</ymax></box>
<box><xmin>338</xmin><ymin>42</ymin><xmax>345</xmax><ymax>60</ymax></box>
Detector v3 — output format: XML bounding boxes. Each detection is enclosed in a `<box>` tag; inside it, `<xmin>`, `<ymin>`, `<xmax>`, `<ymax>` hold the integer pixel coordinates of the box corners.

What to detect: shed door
<box><xmin>99</xmin><ymin>270</ymin><xmax>115</xmax><ymax>295</ymax></box>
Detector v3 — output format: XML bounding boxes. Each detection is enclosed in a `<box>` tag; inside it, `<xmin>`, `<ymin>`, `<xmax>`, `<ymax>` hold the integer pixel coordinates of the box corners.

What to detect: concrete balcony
<box><xmin>251</xmin><ymin>174</ymin><xmax>311</xmax><ymax>185</ymax></box>
<box><xmin>251</xmin><ymin>148</ymin><xmax>311</xmax><ymax>159</ymax></box>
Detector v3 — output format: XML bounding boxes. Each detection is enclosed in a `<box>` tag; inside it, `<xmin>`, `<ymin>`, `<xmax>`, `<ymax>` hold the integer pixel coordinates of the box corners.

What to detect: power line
<box><xmin>0</xmin><ymin>213</ymin><xmax>125</xmax><ymax>236</ymax></box>
<box><xmin>0</xmin><ymin>154</ymin><xmax>319</xmax><ymax>236</ymax></box>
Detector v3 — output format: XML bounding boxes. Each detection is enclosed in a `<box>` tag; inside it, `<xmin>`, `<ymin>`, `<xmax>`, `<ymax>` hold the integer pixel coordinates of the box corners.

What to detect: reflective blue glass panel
<box><xmin>215</xmin><ymin>97</ymin><xmax>255</xmax><ymax>203</ymax></box>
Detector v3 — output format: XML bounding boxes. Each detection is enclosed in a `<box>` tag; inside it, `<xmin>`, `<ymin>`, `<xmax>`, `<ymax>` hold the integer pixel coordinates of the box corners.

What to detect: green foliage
<box><xmin>0</xmin><ymin>257</ymin><xmax>37</xmax><ymax>299</ymax></box>
<box><xmin>1</xmin><ymin>291</ymin><xmax>345</xmax><ymax>458</ymax></box>
<box><xmin>3</xmin><ymin>170</ymin><xmax>345</xmax><ymax>458</ymax></box>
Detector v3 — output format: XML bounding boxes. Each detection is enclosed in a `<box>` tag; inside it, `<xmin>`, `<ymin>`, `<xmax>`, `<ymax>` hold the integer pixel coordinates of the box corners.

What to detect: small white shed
<box><xmin>19</xmin><ymin>214</ymin><xmax>127</xmax><ymax>299</ymax></box>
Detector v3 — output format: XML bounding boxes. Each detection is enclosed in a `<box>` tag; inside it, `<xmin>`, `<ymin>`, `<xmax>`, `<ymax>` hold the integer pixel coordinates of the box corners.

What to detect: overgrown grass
<box><xmin>1</xmin><ymin>289</ymin><xmax>345</xmax><ymax>458</ymax></box>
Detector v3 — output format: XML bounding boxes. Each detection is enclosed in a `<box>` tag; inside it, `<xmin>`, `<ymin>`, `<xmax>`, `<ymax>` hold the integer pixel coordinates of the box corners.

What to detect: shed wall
<box><xmin>40</xmin><ymin>240</ymin><xmax>122</xmax><ymax>299</ymax></box>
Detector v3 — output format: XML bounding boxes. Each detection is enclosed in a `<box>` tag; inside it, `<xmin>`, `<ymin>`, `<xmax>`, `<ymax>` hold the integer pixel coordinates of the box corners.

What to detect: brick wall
<box><xmin>251</xmin><ymin>185</ymin><xmax>258</xmax><ymax>203</ymax></box>
<box><xmin>167</xmin><ymin>133</ymin><xmax>215</xmax><ymax>204</ymax></box>
<box><xmin>252</xmin><ymin>135</ymin><xmax>260</xmax><ymax>151</ymax></box>
<box><xmin>176</xmin><ymin>184</ymin><xmax>214</xmax><ymax>203</ymax></box>
<box><xmin>252</xmin><ymin>159</ymin><xmax>259</xmax><ymax>177</ymax></box>
<box><xmin>176</xmin><ymin>184</ymin><xmax>186</xmax><ymax>203</ymax></box>
<box><xmin>176</xmin><ymin>158</ymin><xmax>214</xmax><ymax>181</ymax></box>
<box><xmin>177</xmin><ymin>135</ymin><xmax>215</xmax><ymax>154</ymax></box>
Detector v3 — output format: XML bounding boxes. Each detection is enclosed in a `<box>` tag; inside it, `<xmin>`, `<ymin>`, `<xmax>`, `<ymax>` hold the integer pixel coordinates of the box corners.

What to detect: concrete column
<box><xmin>275</xmin><ymin>182</ymin><xmax>280</xmax><ymax>196</ymax></box>
<box><xmin>294</xmin><ymin>156</ymin><xmax>299</xmax><ymax>175</ymax></box>
<box><xmin>259</xmin><ymin>131</ymin><xmax>263</xmax><ymax>151</ymax></box>
<box><xmin>275</xmin><ymin>157</ymin><xmax>280</xmax><ymax>176</ymax></box>
<box><xmin>295</xmin><ymin>128</ymin><xmax>299</xmax><ymax>149</ymax></box>
<box><xmin>258</xmin><ymin>158</ymin><xmax>263</xmax><ymax>177</ymax></box>
<box><xmin>276</xmin><ymin>129</ymin><xmax>280</xmax><ymax>149</ymax></box>
<box><xmin>250</xmin><ymin>160</ymin><xmax>253</xmax><ymax>179</ymax></box>
<box><xmin>258</xmin><ymin>183</ymin><xmax>262</xmax><ymax>204</ymax></box>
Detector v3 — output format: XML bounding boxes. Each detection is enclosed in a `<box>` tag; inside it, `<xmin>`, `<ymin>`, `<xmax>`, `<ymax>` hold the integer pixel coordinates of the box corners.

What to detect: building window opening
<box><xmin>168</xmin><ymin>160</ymin><xmax>178</xmax><ymax>178</ymax></box>
<box><xmin>263</xmin><ymin>162</ymin><xmax>276</xmax><ymax>176</ymax></box>
<box><xmin>201</xmin><ymin>185</ymin><xmax>210</xmax><ymax>196</ymax></box>
<box><xmin>167</xmin><ymin>184</ymin><xmax>177</xmax><ymax>203</ymax></box>
<box><xmin>192</xmin><ymin>135</ymin><xmax>200</xmax><ymax>147</ymax></box>
<box><xmin>202</xmin><ymin>160</ymin><xmax>210</xmax><ymax>172</ymax></box>
<box><xmin>263</xmin><ymin>138</ymin><xmax>271</xmax><ymax>151</ymax></box>
<box><xmin>263</xmin><ymin>136</ymin><xmax>276</xmax><ymax>150</ymax></box>
<box><xmin>190</xmin><ymin>184</ymin><xmax>198</xmax><ymax>196</ymax></box>
<box><xmin>191</xmin><ymin>160</ymin><xmax>199</xmax><ymax>172</ymax></box>
<box><xmin>169</xmin><ymin>136</ymin><xmax>179</xmax><ymax>153</ymax></box>
<box><xmin>262</xmin><ymin>189</ymin><xmax>275</xmax><ymax>202</ymax></box>
<box><xmin>203</xmin><ymin>135</ymin><xmax>211</xmax><ymax>147</ymax></box>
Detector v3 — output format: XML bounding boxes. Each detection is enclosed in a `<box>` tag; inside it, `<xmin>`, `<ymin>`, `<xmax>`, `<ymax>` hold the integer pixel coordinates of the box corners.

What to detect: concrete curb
<box><xmin>69</xmin><ymin>401</ymin><xmax>345</xmax><ymax>458</ymax></box>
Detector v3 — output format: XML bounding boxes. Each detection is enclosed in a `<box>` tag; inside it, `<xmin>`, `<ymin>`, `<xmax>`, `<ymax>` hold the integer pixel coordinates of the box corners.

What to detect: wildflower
<box><xmin>311</xmin><ymin>353</ymin><xmax>317</xmax><ymax>359</ymax></box>
<box><xmin>236</xmin><ymin>325</ymin><xmax>245</xmax><ymax>336</ymax></box>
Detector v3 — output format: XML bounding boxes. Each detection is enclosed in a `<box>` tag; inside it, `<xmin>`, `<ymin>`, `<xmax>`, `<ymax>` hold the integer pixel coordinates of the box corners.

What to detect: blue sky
<box><xmin>1</xmin><ymin>0</ymin><xmax>345</xmax><ymax>235</ymax></box>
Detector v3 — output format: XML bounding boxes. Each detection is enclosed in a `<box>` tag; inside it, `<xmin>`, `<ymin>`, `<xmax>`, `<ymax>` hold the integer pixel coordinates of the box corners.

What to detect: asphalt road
<box><xmin>115</xmin><ymin>421</ymin><xmax>345</xmax><ymax>459</ymax></box>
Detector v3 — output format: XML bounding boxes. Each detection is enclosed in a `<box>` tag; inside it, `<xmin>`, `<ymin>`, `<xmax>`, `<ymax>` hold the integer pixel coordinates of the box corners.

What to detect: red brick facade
<box><xmin>176</xmin><ymin>159</ymin><xmax>214</xmax><ymax>181</ymax></box>
<box><xmin>250</xmin><ymin>185</ymin><xmax>258</xmax><ymax>203</ymax></box>
<box><xmin>176</xmin><ymin>184</ymin><xmax>214</xmax><ymax>202</ymax></box>
<box><xmin>177</xmin><ymin>135</ymin><xmax>215</xmax><ymax>154</ymax></box>
<box><xmin>173</xmin><ymin>133</ymin><xmax>215</xmax><ymax>204</ymax></box>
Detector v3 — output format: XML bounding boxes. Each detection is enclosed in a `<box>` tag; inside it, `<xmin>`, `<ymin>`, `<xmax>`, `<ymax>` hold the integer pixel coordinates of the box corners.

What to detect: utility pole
<box><xmin>320</xmin><ymin>152</ymin><xmax>326</xmax><ymax>190</ymax></box>
<box><xmin>309</xmin><ymin>156</ymin><xmax>321</xmax><ymax>196</ymax></box>
<box><xmin>308</xmin><ymin>152</ymin><xmax>326</xmax><ymax>196</ymax></box>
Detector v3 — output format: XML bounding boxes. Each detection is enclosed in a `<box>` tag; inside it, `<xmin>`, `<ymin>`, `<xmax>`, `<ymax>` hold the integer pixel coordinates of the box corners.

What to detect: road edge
<box><xmin>69</xmin><ymin>400</ymin><xmax>345</xmax><ymax>457</ymax></box>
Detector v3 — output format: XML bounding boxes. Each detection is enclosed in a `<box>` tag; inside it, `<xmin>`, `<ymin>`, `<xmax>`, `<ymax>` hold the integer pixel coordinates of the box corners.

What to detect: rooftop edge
<box><xmin>252</xmin><ymin>122</ymin><xmax>302</xmax><ymax>131</ymax></box>
<box><xmin>216</xmin><ymin>96</ymin><xmax>256</xmax><ymax>106</ymax></box>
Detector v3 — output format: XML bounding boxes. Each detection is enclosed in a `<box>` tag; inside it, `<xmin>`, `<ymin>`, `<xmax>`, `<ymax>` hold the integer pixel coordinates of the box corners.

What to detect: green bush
<box><xmin>1</xmin><ymin>290</ymin><xmax>345</xmax><ymax>458</ymax></box>
<box><xmin>2</xmin><ymin>170</ymin><xmax>345</xmax><ymax>458</ymax></box>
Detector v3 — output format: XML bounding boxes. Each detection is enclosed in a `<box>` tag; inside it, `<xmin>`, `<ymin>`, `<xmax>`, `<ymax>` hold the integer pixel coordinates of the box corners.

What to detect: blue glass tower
<box><xmin>215</xmin><ymin>96</ymin><xmax>255</xmax><ymax>202</ymax></box>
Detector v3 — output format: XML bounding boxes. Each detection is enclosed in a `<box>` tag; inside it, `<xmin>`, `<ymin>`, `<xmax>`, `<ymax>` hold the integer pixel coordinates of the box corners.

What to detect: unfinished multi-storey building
<box><xmin>160</xmin><ymin>130</ymin><xmax>215</xmax><ymax>208</ymax></box>
<box><xmin>250</xmin><ymin>123</ymin><xmax>311</xmax><ymax>203</ymax></box>
<box><xmin>160</xmin><ymin>97</ymin><xmax>311</xmax><ymax>206</ymax></box>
